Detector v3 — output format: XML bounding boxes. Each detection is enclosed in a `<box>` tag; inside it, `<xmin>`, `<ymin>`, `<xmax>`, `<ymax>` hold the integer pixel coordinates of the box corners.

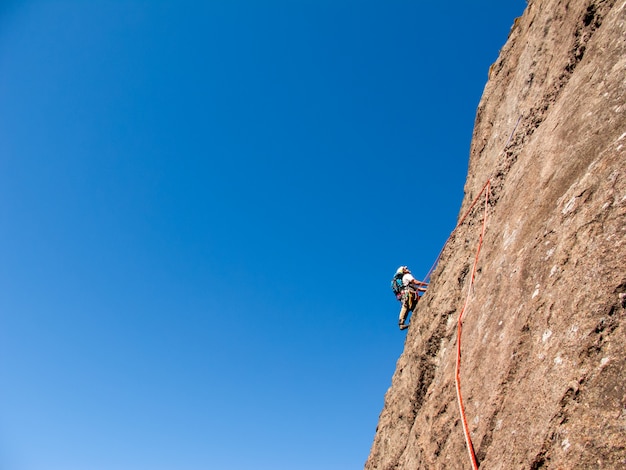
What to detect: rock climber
<box><xmin>393</xmin><ymin>266</ymin><xmax>428</xmax><ymax>330</ymax></box>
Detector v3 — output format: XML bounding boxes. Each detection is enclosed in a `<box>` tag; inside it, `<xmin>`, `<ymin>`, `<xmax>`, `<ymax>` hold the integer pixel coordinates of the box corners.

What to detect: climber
<box><xmin>392</xmin><ymin>266</ymin><xmax>428</xmax><ymax>330</ymax></box>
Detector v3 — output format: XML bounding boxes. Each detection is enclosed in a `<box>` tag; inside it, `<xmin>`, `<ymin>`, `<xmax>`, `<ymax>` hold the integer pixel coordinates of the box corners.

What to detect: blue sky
<box><xmin>0</xmin><ymin>1</ymin><xmax>526</xmax><ymax>469</ymax></box>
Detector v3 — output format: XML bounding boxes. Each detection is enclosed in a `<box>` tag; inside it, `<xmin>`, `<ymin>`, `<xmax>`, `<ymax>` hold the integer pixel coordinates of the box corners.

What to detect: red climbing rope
<box><xmin>419</xmin><ymin>179</ymin><xmax>491</xmax><ymax>467</ymax></box>
<box><xmin>452</xmin><ymin>118</ymin><xmax>521</xmax><ymax>467</ymax></box>
<box><xmin>455</xmin><ymin>179</ymin><xmax>490</xmax><ymax>470</ymax></box>
<box><xmin>418</xmin><ymin>117</ymin><xmax>522</xmax><ymax>468</ymax></box>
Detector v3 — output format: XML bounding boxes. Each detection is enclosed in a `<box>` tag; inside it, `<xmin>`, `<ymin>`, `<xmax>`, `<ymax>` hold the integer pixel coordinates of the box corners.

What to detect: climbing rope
<box><xmin>418</xmin><ymin>116</ymin><xmax>523</xmax><ymax>469</ymax></box>
<box><xmin>455</xmin><ymin>179</ymin><xmax>490</xmax><ymax>470</ymax></box>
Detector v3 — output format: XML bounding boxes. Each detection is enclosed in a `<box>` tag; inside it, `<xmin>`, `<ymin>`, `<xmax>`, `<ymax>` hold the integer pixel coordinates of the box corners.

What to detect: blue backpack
<box><xmin>391</xmin><ymin>273</ymin><xmax>404</xmax><ymax>300</ymax></box>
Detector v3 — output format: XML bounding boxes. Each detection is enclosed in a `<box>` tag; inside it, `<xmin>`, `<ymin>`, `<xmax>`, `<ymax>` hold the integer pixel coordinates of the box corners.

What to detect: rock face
<box><xmin>366</xmin><ymin>1</ymin><xmax>626</xmax><ymax>468</ymax></box>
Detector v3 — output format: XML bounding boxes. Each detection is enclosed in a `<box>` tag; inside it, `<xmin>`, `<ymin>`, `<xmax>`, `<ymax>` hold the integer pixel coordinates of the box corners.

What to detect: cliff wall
<box><xmin>366</xmin><ymin>0</ymin><xmax>626</xmax><ymax>468</ymax></box>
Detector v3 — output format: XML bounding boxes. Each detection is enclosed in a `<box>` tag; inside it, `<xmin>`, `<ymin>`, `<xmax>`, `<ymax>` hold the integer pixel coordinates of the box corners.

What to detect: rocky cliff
<box><xmin>366</xmin><ymin>0</ymin><xmax>625</xmax><ymax>468</ymax></box>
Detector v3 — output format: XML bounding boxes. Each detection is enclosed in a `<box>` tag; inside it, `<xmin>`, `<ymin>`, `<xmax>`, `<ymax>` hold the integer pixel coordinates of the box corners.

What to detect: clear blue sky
<box><xmin>0</xmin><ymin>1</ymin><xmax>526</xmax><ymax>469</ymax></box>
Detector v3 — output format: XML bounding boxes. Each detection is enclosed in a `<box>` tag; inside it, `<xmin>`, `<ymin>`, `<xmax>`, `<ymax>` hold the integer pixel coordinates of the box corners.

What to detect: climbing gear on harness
<box><xmin>403</xmin><ymin>287</ymin><xmax>419</xmax><ymax>311</ymax></box>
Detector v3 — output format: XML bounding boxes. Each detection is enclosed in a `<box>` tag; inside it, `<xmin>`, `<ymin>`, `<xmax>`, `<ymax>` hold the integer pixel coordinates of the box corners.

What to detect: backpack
<box><xmin>391</xmin><ymin>273</ymin><xmax>404</xmax><ymax>300</ymax></box>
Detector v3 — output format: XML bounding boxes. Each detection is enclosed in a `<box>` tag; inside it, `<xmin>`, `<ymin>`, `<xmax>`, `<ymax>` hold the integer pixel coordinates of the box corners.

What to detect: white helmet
<box><xmin>396</xmin><ymin>266</ymin><xmax>408</xmax><ymax>275</ymax></box>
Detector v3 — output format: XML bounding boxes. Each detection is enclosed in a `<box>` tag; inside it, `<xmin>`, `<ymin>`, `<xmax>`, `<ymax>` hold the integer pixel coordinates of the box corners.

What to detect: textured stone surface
<box><xmin>365</xmin><ymin>0</ymin><xmax>626</xmax><ymax>468</ymax></box>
